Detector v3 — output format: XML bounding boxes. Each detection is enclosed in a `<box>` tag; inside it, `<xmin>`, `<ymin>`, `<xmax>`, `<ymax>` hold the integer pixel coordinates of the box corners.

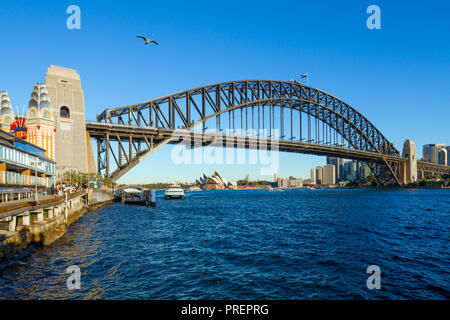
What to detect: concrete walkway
<box><xmin>0</xmin><ymin>195</ymin><xmax>58</xmax><ymax>211</ymax></box>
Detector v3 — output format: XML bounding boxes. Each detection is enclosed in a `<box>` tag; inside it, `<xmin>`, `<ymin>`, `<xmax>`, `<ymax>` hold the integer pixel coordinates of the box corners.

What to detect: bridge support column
<box><xmin>401</xmin><ymin>139</ymin><xmax>418</xmax><ymax>184</ymax></box>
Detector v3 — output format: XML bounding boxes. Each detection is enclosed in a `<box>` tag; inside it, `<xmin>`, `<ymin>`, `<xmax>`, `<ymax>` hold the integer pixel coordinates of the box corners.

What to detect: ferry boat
<box><xmin>263</xmin><ymin>186</ymin><xmax>273</xmax><ymax>191</ymax></box>
<box><xmin>188</xmin><ymin>186</ymin><xmax>202</xmax><ymax>192</ymax></box>
<box><xmin>165</xmin><ymin>184</ymin><xmax>185</xmax><ymax>199</ymax></box>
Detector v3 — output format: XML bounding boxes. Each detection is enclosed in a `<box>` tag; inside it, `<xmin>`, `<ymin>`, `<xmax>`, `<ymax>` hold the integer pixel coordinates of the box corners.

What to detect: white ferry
<box><xmin>165</xmin><ymin>184</ymin><xmax>185</xmax><ymax>199</ymax></box>
<box><xmin>188</xmin><ymin>186</ymin><xmax>202</xmax><ymax>192</ymax></box>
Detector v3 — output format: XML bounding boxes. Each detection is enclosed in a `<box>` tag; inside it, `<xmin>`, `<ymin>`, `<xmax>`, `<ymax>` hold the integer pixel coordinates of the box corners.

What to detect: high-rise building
<box><xmin>310</xmin><ymin>168</ymin><xmax>316</xmax><ymax>185</ymax></box>
<box><xmin>361</xmin><ymin>163</ymin><xmax>371</xmax><ymax>179</ymax></box>
<box><xmin>322</xmin><ymin>164</ymin><xmax>336</xmax><ymax>185</ymax></box>
<box><xmin>423</xmin><ymin>144</ymin><xmax>446</xmax><ymax>164</ymax></box>
<box><xmin>423</xmin><ymin>144</ymin><xmax>434</xmax><ymax>162</ymax></box>
<box><xmin>327</xmin><ymin>157</ymin><xmax>345</xmax><ymax>182</ymax></box>
<box><xmin>315</xmin><ymin>166</ymin><xmax>323</xmax><ymax>185</ymax></box>
<box><xmin>274</xmin><ymin>171</ymin><xmax>278</xmax><ymax>182</ymax></box>
<box><xmin>438</xmin><ymin>148</ymin><xmax>447</xmax><ymax>166</ymax></box>
<box><xmin>447</xmin><ymin>147</ymin><xmax>450</xmax><ymax>167</ymax></box>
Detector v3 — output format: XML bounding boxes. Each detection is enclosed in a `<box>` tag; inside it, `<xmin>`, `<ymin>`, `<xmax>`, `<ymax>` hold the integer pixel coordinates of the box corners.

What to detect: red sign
<box><xmin>10</xmin><ymin>118</ymin><xmax>27</xmax><ymax>140</ymax></box>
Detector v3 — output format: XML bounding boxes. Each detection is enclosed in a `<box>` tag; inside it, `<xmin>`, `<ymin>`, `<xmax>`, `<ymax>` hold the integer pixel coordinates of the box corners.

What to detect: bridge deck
<box><xmin>86</xmin><ymin>121</ymin><xmax>405</xmax><ymax>164</ymax></box>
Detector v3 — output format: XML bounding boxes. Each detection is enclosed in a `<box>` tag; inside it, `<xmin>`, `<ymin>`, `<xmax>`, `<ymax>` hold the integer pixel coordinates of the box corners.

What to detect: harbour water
<box><xmin>0</xmin><ymin>188</ymin><xmax>448</xmax><ymax>299</ymax></box>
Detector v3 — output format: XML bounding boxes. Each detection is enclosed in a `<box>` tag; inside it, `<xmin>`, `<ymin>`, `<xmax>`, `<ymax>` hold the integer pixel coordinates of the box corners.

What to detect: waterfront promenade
<box><xmin>0</xmin><ymin>189</ymin><xmax>114</xmax><ymax>263</ymax></box>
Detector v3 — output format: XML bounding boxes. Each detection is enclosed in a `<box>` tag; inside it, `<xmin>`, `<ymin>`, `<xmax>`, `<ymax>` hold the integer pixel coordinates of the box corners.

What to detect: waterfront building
<box><xmin>276</xmin><ymin>176</ymin><xmax>302</xmax><ymax>188</ymax></box>
<box><xmin>315</xmin><ymin>166</ymin><xmax>323</xmax><ymax>185</ymax></box>
<box><xmin>26</xmin><ymin>83</ymin><xmax>56</xmax><ymax>160</ymax></box>
<box><xmin>288</xmin><ymin>176</ymin><xmax>303</xmax><ymax>187</ymax></box>
<box><xmin>310</xmin><ymin>168</ymin><xmax>316</xmax><ymax>185</ymax></box>
<box><xmin>0</xmin><ymin>91</ymin><xmax>15</xmax><ymax>132</ymax></box>
<box><xmin>274</xmin><ymin>171</ymin><xmax>278</xmax><ymax>182</ymax></box>
<box><xmin>195</xmin><ymin>171</ymin><xmax>236</xmax><ymax>189</ymax></box>
<box><xmin>0</xmin><ymin>129</ymin><xmax>55</xmax><ymax>188</ymax></box>
<box><xmin>322</xmin><ymin>164</ymin><xmax>336</xmax><ymax>185</ymax></box>
<box><xmin>277</xmin><ymin>177</ymin><xmax>289</xmax><ymax>188</ymax></box>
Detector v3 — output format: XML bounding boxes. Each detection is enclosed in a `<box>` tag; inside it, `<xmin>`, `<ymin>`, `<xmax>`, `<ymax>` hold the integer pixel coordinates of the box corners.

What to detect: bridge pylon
<box><xmin>399</xmin><ymin>139</ymin><xmax>418</xmax><ymax>184</ymax></box>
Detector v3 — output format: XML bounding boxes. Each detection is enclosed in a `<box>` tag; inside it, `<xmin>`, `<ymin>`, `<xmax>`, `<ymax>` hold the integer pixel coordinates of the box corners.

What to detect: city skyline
<box><xmin>1</xmin><ymin>0</ymin><xmax>449</xmax><ymax>183</ymax></box>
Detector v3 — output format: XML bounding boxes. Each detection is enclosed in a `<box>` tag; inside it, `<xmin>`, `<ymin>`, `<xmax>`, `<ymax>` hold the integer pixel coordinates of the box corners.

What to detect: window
<box><xmin>60</xmin><ymin>106</ymin><xmax>70</xmax><ymax>118</ymax></box>
<box><xmin>44</xmin><ymin>111</ymin><xmax>49</xmax><ymax>119</ymax></box>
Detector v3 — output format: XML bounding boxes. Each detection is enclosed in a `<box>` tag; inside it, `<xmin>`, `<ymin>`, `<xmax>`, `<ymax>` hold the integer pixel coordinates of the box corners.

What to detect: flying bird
<box><xmin>136</xmin><ymin>36</ymin><xmax>158</xmax><ymax>45</ymax></box>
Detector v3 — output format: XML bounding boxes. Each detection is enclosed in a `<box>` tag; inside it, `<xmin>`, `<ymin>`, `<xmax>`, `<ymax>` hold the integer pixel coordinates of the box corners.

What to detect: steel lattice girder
<box><xmin>93</xmin><ymin>80</ymin><xmax>405</xmax><ymax>182</ymax></box>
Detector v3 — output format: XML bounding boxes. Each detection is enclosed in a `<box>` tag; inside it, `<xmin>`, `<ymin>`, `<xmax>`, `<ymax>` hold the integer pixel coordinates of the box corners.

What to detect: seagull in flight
<box><xmin>136</xmin><ymin>36</ymin><xmax>158</xmax><ymax>45</ymax></box>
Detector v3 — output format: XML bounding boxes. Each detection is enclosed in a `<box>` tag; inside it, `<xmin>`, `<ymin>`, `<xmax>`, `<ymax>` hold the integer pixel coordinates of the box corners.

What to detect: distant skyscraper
<box><xmin>447</xmin><ymin>147</ymin><xmax>450</xmax><ymax>166</ymax></box>
<box><xmin>323</xmin><ymin>164</ymin><xmax>336</xmax><ymax>185</ymax></box>
<box><xmin>352</xmin><ymin>160</ymin><xmax>359</xmax><ymax>181</ymax></box>
<box><xmin>315</xmin><ymin>166</ymin><xmax>323</xmax><ymax>185</ymax></box>
<box><xmin>310</xmin><ymin>168</ymin><xmax>316</xmax><ymax>185</ymax></box>
<box><xmin>274</xmin><ymin>171</ymin><xmax>278</xmax><ymax>182</ymax></box>
<box><xmin>438</xmin><ymin>148</ymin><xmax>447</xmax><ymax>166</ymax></box>
<box><xmin>423</xmin><ymin>144</ymin><xmax>446</xmax><ymax>164</ymax></box>
<box><xmin>423</xmin><ymin>144</ymin><xmax>434</xmax><ymax>162</ymax></box>
<box><xmin>327</xmin><ymin>157</ymin><xmax>345</xmax><ymax>181</ymax></box>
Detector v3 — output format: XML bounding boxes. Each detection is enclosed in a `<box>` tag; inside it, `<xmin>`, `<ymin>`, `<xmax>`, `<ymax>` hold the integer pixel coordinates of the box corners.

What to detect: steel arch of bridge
<box><xmin>94</xmin><ymin>80</ymin><xmax>401</xmax><ymax>183</ymax></box>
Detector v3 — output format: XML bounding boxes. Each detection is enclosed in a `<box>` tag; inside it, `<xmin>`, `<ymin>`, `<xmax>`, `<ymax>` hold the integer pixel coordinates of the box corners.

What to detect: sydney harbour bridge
<box><xmin>85</xmin><ymin>80</ymin><xmax>450</xmax><ymax>185</ymax></box>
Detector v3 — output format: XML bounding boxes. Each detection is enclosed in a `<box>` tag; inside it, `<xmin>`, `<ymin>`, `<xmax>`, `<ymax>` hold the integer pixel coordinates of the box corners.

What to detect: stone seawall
<box><xmin>0</xmin><ymin>190</ymin><xmax>114</xmax><ymax>264</ymax></box>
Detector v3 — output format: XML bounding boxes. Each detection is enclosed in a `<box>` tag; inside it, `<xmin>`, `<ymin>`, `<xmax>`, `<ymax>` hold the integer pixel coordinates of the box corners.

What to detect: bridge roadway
<box><xmin>86</xmin><ymin>121</ymin><xmax>405</xmax><ymax>164</ymax></box>
<box><xmin>86</xmin><ymin>121</ymin><xmax>450</xmax><ymax>180</ymax></box>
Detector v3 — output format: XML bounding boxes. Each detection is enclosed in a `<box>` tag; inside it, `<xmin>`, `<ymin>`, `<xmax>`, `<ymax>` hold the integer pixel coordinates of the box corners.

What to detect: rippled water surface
<box><xmin>0</xmin><ymin>188</ymin><xmax>449</xmax><ymax>299</ymax></box>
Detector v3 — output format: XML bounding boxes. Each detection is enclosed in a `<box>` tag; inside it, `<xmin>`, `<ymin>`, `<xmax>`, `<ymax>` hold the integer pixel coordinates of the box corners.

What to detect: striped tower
<box><xmin>26</xmin><ymin>83</ymin><xmax>56</xmax><ymax>160</ymax></box>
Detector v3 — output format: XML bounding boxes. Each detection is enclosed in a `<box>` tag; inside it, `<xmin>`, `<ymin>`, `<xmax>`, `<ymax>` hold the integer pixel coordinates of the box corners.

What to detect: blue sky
<box><xmin>0</xmin><ymin>0</ymin><xmax>449</xmax><ymax>183</ymax></box>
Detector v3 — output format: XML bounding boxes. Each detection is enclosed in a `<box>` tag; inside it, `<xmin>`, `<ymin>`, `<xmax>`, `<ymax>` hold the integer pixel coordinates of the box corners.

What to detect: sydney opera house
<box><xmin>195</xmin><ymin>171</ymin><xmax>237</xmax><ymax>190</ymax></box>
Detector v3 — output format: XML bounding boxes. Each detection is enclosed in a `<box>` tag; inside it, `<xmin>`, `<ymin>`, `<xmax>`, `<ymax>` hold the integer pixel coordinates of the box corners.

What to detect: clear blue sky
<box><xmin>1</xmin><ymin>0</ymin><xmax>449</xmax><ymax>183</ymax></box>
